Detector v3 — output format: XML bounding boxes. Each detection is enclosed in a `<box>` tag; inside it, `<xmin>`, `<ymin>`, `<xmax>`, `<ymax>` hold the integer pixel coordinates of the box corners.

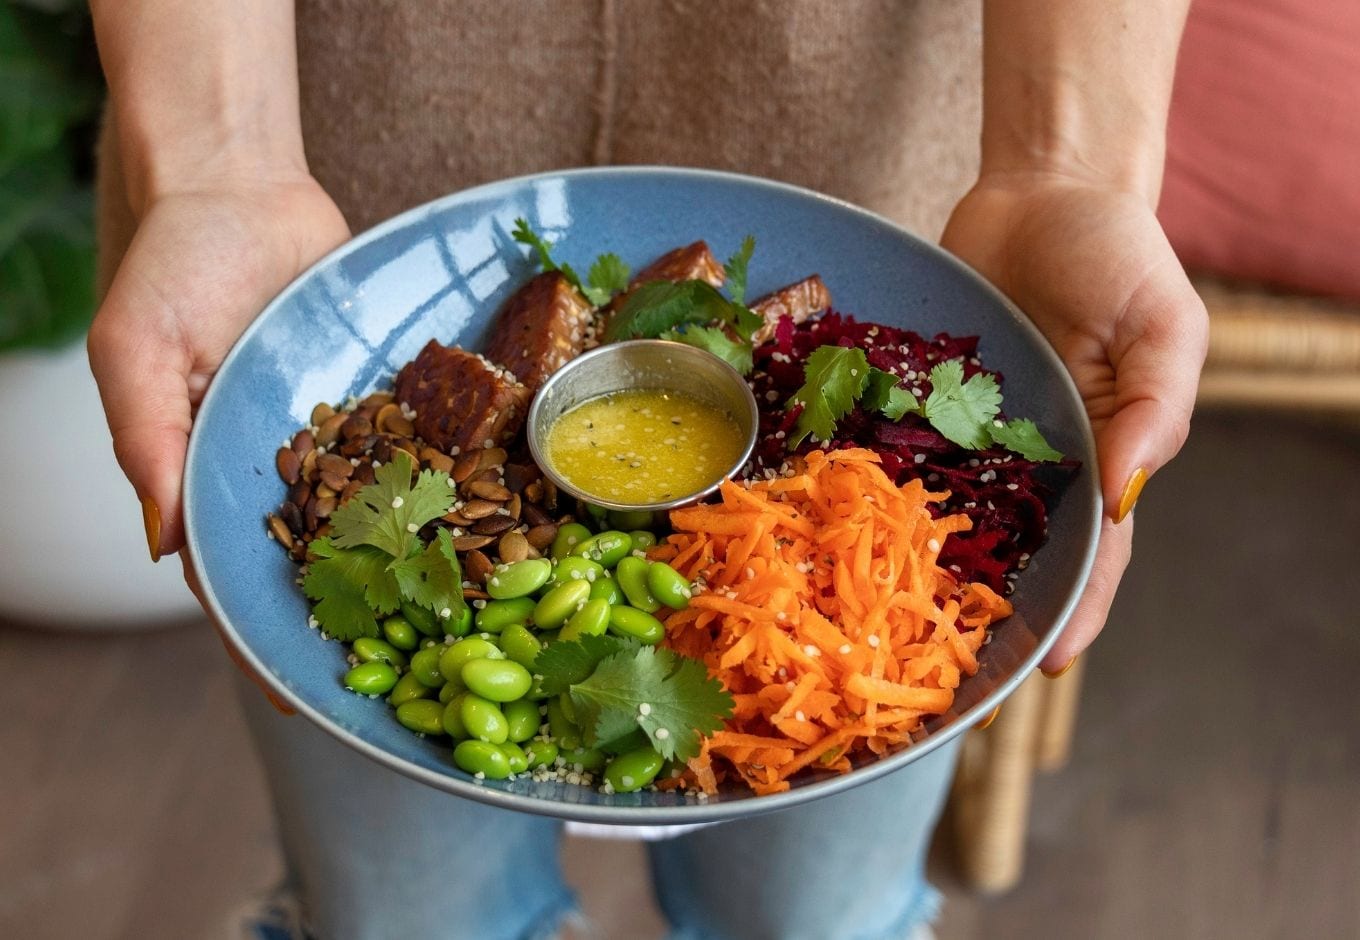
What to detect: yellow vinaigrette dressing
<box><xmin>545</xmin><ymin>389</ymin><xmax>746</xmax><ymax>504</ymax></box>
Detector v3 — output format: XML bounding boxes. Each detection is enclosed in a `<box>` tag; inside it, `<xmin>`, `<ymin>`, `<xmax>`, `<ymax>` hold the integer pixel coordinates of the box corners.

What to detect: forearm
<box><xmin>980</xmin><ymin>0</ymin><xmax>1191</xmax><ymax>203</ymax></box>
<box><xmin>91</xmin><ymin>0</ymin><xmax>306</xmax><ymax>214</ymax></box>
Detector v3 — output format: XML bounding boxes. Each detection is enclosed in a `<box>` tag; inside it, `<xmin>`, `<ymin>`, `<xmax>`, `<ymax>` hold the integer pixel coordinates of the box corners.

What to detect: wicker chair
<box><xmin>949</xmin><ymin>276</ymin><xmax>1360</xmax><ymax>892</ymax></box>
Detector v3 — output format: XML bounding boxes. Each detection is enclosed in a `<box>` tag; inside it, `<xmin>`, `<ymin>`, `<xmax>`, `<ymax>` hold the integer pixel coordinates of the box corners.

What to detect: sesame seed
<box><xmin>638</xmin><ymin>703</ymin><xmax>652</xmax><ymax>716</ymax></box>
<box><xmin>927</xmin><ymin>538</ymin><xmax>940</xmax><ymax>553</ymax></box>
<box><xmin>406</xmin><ymin>523</ymin><xmax>419</xmax><ymax>533</ymax></box>
<box><xmin>795</xmin><ymin>710</ymin><xmax>806</xmax><ymax>722</ymax></box>
<box><xmin>867</xmin><ymin>635</ymin><xmax>881</xmax><ymax>648</ymax></box>
<box><xmin>391</xmin><ymin>497</ymin><xmax>404</xmax><ymax>509</ymax></box>
<box><xmin>838</xmin><ymin>644</ymin><xmax>852</xmax><ymax>655</ymax></box>
<box><xmin>655</xmin><ymin>727</ymin><xmax>670</xmax><ymax>740</ymax></box>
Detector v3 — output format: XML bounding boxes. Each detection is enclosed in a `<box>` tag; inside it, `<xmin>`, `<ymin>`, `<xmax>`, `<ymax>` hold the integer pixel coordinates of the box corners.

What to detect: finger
<box><xmin>1097</xmin><ymin>259</ymin><xmax>1207</xmax><ymax>522</ymax></box>
<box><xmin>1040</xmin><ymin>515</ymin><xmax>1133</xmax><ymax>671</ymax></box>
<box><xmin>87</xmin><ymin>260</ymin><xmax>195</xmax><ymax>560</ymax></box>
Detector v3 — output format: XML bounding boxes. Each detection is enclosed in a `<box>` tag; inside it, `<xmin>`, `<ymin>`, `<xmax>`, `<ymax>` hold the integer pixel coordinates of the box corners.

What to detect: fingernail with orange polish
<box><xmin>1115</xmin><ymin>467</ymin><xmax>1147</xmax><ymax>523</ymax></box>
<box><xmin>976</xmin><ymin>705</ymin><xmax>1001</xmax><ymax>730</ymax></box>
<box><xmin>142</xmin><ymin>496</ymin><xmax>162</xmax><ymax>562</ymax></box>
<box><xmin>1042</xmin><ymin>656</ymin><xmax>1077</xmax><ymax>679</ymax></box>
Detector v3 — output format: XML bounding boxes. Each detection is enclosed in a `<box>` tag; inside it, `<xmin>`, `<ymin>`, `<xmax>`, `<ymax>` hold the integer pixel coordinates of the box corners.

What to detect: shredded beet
<box><xmin>743</xmin><ymin>312</ymin><xmax>1078</xmax><ymax>594</ymax></box>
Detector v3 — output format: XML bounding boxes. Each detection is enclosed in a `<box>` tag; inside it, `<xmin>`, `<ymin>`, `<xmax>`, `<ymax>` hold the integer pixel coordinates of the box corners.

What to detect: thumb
<box><xmin>1096</xmin><ymin>264</ymin><xmax>1207</xmax><ymax>523</ymax></box>
<box><xmin>87</xmin><ymin>267</ymin><xmax>195</xmax><ymax>561</ymax></box>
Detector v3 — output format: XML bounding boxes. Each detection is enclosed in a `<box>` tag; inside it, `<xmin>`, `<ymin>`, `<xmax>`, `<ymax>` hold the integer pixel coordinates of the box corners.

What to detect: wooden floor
<box><xmin>2</xmin><ymin>410</ymin><xmax>1357</xmax><ymax>940</ymax></box>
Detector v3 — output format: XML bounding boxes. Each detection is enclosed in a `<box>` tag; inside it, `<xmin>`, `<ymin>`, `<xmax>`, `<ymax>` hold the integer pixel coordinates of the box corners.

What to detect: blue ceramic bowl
<box><xmin>184</xmin><ymin>167</ymin><xmax>1100</xmax><ymax>824</ymax></box>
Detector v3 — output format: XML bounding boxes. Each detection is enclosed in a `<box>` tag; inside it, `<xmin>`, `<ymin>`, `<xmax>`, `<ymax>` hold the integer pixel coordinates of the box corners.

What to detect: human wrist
<box><xmin>92</xmin><ymin>0</ymin><xmax>307</xmax><ymax>215</ymax></box>
<box><xmin>978</xmin><ymin>71</ymin><xmax>1167</xmax><ymax>204</ymax></box>
<box><xmin>977</xmin><ymin>0</ymin><xmax>1190</xmax><ymax>206</ymax></box>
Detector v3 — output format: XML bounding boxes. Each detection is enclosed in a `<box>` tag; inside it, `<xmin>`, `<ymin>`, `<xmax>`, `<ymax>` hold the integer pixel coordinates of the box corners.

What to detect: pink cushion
<box><xmin>1159</xmin><ymin>0</ymin><xmax>1360</xmax><ymax>299</ymax></box>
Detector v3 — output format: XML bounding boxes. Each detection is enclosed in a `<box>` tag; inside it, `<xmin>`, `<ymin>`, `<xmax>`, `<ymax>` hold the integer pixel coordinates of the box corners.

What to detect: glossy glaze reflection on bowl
<box><xmin>183</xmin><ymin>167</ymin><xmax>1101</xmax><ymax>824</ymax></box>
<box><xmin>526</xmin><ymin>339</ymin><xmax>760</xmax><ymax>513</ymax></box>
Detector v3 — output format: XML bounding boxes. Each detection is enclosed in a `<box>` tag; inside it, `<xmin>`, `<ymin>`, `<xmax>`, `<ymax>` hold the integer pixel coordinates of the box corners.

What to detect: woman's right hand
<box><xmin>88</xmin><ymin>173</ymin><xmax>351</xmax><ymax>560</ymax></box>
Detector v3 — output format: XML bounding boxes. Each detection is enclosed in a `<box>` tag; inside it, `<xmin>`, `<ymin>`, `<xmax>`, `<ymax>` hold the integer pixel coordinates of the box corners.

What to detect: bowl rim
<box><xmin>184</xmin><ymin>165</ymin><xmax>1102</xmax><ymax>823</ymax></box>
<box><xmin>525</xmin><ymin>338</ymin><xmax>761</xmax><ymax>512</ymax></box>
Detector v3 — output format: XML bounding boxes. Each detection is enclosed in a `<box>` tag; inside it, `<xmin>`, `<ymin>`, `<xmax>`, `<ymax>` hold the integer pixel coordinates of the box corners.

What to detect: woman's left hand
<box><xmin>941</xmin><ymin>173</ymin><xmax>1208</xmax><ymax>672</ymax></box>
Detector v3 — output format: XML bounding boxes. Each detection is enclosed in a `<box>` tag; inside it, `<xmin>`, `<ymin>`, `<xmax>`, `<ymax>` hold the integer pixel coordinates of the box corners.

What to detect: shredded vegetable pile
<box><xmin>653</xmin><ymin>448</ymin><xmax>1012</xmax><ymax>794</ymax></box>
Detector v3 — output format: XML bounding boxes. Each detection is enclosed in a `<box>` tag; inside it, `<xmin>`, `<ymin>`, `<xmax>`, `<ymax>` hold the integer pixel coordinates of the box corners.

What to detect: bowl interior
<box><xmin>185</xmin><ymin>167</ymin><xmax>1100</xmax><ymax>824</ymax></box>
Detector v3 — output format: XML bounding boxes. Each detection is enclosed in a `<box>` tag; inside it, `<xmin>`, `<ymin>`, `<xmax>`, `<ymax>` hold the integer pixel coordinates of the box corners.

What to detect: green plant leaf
<box><xmin>921</xmin><ymin>359</ymin><xmax>1002</xmax><ymax>450</ymax></box>
<box><xmin>567</xmin><ymin>645</ymin><xmax>732</xmax><ymax>762</ymax></box>
<box><xmin>327</xmin><ymin>451</ymin><xmax>456</xmax><ymax>560</ymax></box>
<box><xmin>660</xmin><ymin>325</ymin><xmax>754</xmax><ymax>375</ymax></box>
<box><xmin>787</xmin><ymin>345</ymin><xmax>871</xmax><ymax>447</ymax></box>
<box><xmin>988</xmin><ymin>418</ymin><xmax>1064</xmax><ymax>462</ymax></box>
<box><xmin>302</xmin><ymin>540</ymin><xmax>401</xmax><ymax>641</ymax></box>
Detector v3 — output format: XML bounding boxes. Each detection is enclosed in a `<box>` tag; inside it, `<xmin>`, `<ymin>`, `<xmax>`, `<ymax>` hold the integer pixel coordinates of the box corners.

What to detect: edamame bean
<box><xmin>396</xmin><ymin>699</ymin><xmax>445</xmax><ymax>735</ymax></box>
<box><xmin>557</xmin><ymin>691</ymin><xmax>579</xmax><ymax>725</ymax></box>
<box><xmin>475</xmin><ymin>597</ymin><xmax>536</xmax><ymax>634</ymax></box>
<box><xmin>571</xmin><ymin>530</ymin><xmax>633</xmax><ymax>568</ymax></box>
<box><xmin>628</xmin><ymin>530</ymin><xmax>658</xmax><ymax>550</ymax></box>
<box><xmin>343</xmin><ymin>661</ymin><xmax>398</xmax><ymax>696</ymax></box>
<box><xmin>546</xmin><ymin>555</ymin><xmax>606</xmax><ymax>589</ymax></box>
<box><xmin>486</xmin><ymin>558</ymin><xmax>553</xmax><ymax>600</ymax></box>
<box><xmin>545</xmin><ymin>697</ymin><xmax>580</xmax><ymax>750</ymax></box>
<box><xmin>453</xmin><ymin>740</ymin><xmax>512</xmax><ymax>779</ymax></box>
<box><xmin>498</xmin><ymin>741</ymin><xmax>530</xmax><ymax>774</ymax></box>
<box><xmin>438</xmin><ymin>675</ymin><xmax>466</xmax><ymax>703</ymax></box>
<box><xmin>603</xmin><ymin>747</ymin><xmax>665</xmax><ymax>792</ymax></box>
<box><xmin>382</xmin><ymin>616</ymin><xmax>420</xmax><ymax>651</ymax></box>
<box><xmin>608</xmin><ymin>509</ymin><xmax>656</xmax><ymax>530</ymax></box>
<box><xmin>442</xmin><ymin>693</ymin><xmax>469</xmax><ymax>738</ymax></box>
<box><xmin>352</xmin><ymin>637</ymin><xmax>408</xmax><ymax>669</ymax></box>
<box><xmin>550</xmin><ymin>522</ymin><xmax>592</xmax><ymax>560</ymax></box>
<box><xmin>560</xmin><ymin>597</ymin><xmax>611</xmax><ymax>641</ymax></box>
<box><xmin>409</xmin><ymin>645</ymin><xmax>447</xmax><ymax>688</ymax></box>
<box><xmin>523</xmin><ymin>741</ymin><xmax>559</xmax><ymax>769</ymax></box>
<box><xmin>533</xmin><ymin>579</ymin><xmax>591</xmax><ymax>629</ymax></box>
<box><xmin>499</xmin><ymin>624</ymin><xmax>543</xmax><ymax>670</ymax></box>
<box><xmin>446</xmin><ymin>604</ymin><xmax>474</xmax><ymax>638</ymax></box>
<box><xmin>559</xmin><ymin>746</ymin><xmax>607</xmax><ymax>773</ymax></box>
<box><xmin>460</xmin><ymin>694</ymin><xmax>509</xmax><ymax>744</ymax></box>
<box><xmin>387</xmin><ymin>671</ymin><xmax>432</xmax><ymax>707</ymax></box>
<box><xmin>646</xmin><ymin>561</ymin><xmax>693</xmax><ymax>611</ymax></box>
<box><xmin>608</xmin><ymin>605</ymin><xmax>666</xmax><ymax>644</ymax></box>
<box><xmin>462</xmin><ymin>658</ymin><xmax>533</xmax><ymax>702</ymax></box>
<box><xmin>438</xmin><ymin>637</ymin><xmax>504</xmax><ymax>682</ymax></box>
<box><xmin>400</xmin><ymin>601</ymin><xmax>442</xmax><ymax>637</ymax></box>
<box><xmin>588</xmin><ymin>574</ymin><xmax>623</xmax><ymax>606</ymax></box>
<box><xmin>615</xmin><ymin>556</ymin><xmax>662</xmax><ymax>613</ymax></box>
<box><xmin>598</xmin><ymin>727</ymin><xmax>650</xmax><ymax>755</ymax></box>
<box><xmin>503</xmin><ymin>699</ymin><xmax>541</xmax><ymax>743</ymax></box>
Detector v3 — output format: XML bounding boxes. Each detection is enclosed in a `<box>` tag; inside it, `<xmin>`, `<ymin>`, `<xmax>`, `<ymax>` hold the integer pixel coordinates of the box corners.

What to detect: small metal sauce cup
<box><xmin>526</xmin><ymin>340</ymin><xmax>760</xmax><ymax>512</ymax></box>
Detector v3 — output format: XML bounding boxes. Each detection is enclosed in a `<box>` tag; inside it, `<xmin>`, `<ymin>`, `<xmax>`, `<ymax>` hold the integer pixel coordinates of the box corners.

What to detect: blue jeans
<box><xmin>239</xmin><ymin>679</ymin><xmax>958</xmax><ymax>940</ymax></box>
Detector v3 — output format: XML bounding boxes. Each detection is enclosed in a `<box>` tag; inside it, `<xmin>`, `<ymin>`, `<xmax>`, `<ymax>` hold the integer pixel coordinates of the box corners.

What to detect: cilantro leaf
<box><xmin>787</xmin><ymin>345</ymin><xmax>871</xmax><ymax>447</ymax></box>
<box><xmin>584</xmin><ymin>252</ymin><xmax>631</xmax><ymax>306</ymax></box>
<box><xmin>602</xmin><ymin>280</ymin><xmax>724</xmax><ymax>342</ymax></box>
<box><xmin>389</xmin><ymin>528</ymin><xmax>467</xmax><ymax>620</ymax></box>
<box><xmin>988</xmin><ymin>418</ymin><xmax>1064</xmax><ymax>462</ymax></box>
<box><xmin>302</xmin><ymin>540</ymin><xmax>399</xmax><ymax>640</ymax></box>
<box><xmin>723</xmin><ymin>236</ymin><xmax>755</xmax><ymax>306</ymax></box>
<box><xmin>921</xmin><ymin>359</ymin><xmax>1003</xmax><ymax>449</ymax></box>
<box><xmin>511</xmin><ymin>217</ymin><xmax>584</xmax><ymax>292</ymax></box>
<box><xmin>862</xmin><ymin>367</ymin><xmax>920</xmax><ymax>420</ymax></box>
<box><xmin>660</xmin><ymin>325</ymin><xmax>754</xmax><ymax>375</ymax></box>
<box><xmin>532</xmin><ymin>635</ymin><xmax>634</xmax><ymax>696</ymax></box>
<box><xmin>567</xmin><ymin>645</ymin><xmax>733</xmax><ymax>761</ymax></box>
<box><xmin>327</xmin><ymin>451</ymin><xmax>455</xmax><ymax>560</ymax></box>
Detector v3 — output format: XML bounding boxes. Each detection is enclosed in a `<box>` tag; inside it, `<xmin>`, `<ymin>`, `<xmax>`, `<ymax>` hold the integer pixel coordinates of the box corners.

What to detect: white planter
<box><xmin>0</xmin><ymin>342</ymin><xmax>200</xmax><ymax>628</ymax></box>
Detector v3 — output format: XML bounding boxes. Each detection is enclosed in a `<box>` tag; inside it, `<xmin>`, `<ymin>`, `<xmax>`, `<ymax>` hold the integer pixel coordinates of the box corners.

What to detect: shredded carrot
<box><xmin>659</xmin><ymin>449</ymin><xmax>1013</xmax><ymax>795</ymax></box>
